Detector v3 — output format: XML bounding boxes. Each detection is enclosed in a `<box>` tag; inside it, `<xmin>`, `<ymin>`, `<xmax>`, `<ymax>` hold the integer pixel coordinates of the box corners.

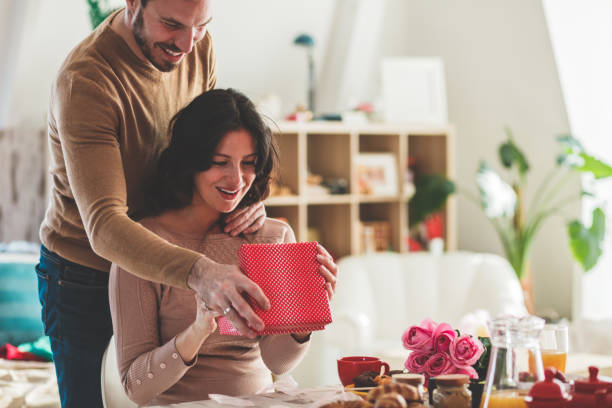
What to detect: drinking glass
<box><xmin>482</xmin><ymin>315</ymin><xmax>545</xmax><ymax>408</ymax></box>
<box><xmin>529</xmin><ymin>323</ymin><xmax>568</xmax><ymax>373</ymax></box>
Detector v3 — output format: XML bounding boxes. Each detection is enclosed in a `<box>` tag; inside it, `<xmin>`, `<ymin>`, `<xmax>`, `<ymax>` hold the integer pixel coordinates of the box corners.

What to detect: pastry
<box><xmin>321</xmin><ymin>401</ymin><xmax>373</xmax><ymax>408</ymax></box>
<box><xmin>373</xmin><ymin>392</ymin><xmax>407</xmax><ymax>408</ymax></box>
<box><xmin>367</xmin><ymin>383</ymin><xmax>420</xmax><ymax>403</ymax></box>
<box><xmin>374</xmin><ymin>375</ymin><xmax>393</xmax><ymax>385</ymax></box>
<box><xmin>354</xmin><ymin>370</ymin><xmax>379</xmax><ymax>387</ymax></box>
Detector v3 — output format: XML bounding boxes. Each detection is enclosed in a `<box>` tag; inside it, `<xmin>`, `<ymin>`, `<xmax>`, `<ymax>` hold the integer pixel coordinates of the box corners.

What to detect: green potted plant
<box><xmin>408</xmin><ymin>173</ymin><xmax>456</xmax><ymax>251</ymax></box>
<box><xmin>86</xmin><ymin>0</ymin><xmax>119</xmax><ymax>29</ymax></box>
<box><xmin>470</xmin><ymin>129</ymin><xmax>612</xmax><ymax>313</ymax></box>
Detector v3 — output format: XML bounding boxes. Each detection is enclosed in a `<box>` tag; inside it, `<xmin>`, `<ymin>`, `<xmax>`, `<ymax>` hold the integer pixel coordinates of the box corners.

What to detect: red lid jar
<box><xmin>526</xmin><ymin>368</ymin><xmax>569</xmax><ymax>408</ymax></box>
<box><xmin>568</xmin><ymin>366</ymin><xmax>610</xmax><ymax>408</ymax></box>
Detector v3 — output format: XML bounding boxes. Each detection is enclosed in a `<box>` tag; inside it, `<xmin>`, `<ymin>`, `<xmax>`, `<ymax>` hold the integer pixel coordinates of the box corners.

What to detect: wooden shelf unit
<box><xmin>265</xmin><ymin>121</ymin><xmax>456</xmax><ymax>259</ymax></box>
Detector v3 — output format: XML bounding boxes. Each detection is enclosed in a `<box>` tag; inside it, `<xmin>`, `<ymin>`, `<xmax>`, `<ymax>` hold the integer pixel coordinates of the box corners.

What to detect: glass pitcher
<box><xmin>481</xmin><ymin>315</ymin><xmax>545</xmax><ymax>408</ymax></box>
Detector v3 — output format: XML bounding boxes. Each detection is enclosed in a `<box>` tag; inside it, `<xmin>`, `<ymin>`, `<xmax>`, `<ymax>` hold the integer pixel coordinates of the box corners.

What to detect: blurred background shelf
<box><xmin>265</xmin><ymin>121</ymin><xmax>456</xmax><ymax>259</ymax></box>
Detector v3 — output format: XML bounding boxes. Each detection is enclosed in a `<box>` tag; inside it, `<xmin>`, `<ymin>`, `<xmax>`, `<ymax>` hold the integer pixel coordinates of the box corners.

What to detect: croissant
<box><xmin>366</xmin><ymin>383</ymin><xmax>420</xmax><ymax>403</ymax></box>
<box><xmin>373</xmin><ymin>392</ymin><xmax>407</xmax><ymax>408</ymax></box>
<box><xmin>320</xmin><ymin>400</ymin><xmax>373</xmax><ymax>408</ymax></box>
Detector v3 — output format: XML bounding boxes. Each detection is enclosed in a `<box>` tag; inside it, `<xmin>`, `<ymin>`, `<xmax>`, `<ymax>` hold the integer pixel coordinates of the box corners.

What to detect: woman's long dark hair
<box><xmin>144</xmin><ymin>88</ymin><xmax>278</xmax><ymax>217</ymax></box>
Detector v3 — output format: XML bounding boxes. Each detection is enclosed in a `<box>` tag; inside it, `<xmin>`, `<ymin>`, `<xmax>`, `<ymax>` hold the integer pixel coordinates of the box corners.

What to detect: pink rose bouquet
<box><xmin>402</xmin><ymin>318</ymin><xmax>489</xmax><ymax>380</ymax></box>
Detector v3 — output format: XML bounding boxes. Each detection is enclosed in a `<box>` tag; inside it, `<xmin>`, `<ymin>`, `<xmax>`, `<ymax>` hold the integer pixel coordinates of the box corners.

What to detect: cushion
<box><xmin>0</xmin><ymin>253</ymin><xmax>43</xmax><ymax>345</ymax></box>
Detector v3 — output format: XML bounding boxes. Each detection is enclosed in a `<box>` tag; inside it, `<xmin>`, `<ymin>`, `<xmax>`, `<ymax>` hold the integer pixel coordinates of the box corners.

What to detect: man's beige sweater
<box><xmin>40</xmin><ymin>10</ymin><xmax>216</xmax><ymax>287</ymax></box>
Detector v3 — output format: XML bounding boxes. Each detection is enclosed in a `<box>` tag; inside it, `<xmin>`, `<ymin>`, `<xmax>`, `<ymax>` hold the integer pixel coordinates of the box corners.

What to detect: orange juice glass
<box><xmin>528</xmin><ymin>350</ymin><xmax>567</xmax><ymax>373</ymax></box>
<box><xmin>484</xmin><ymin>390</ymin><xmax>528</xmax><ymax>408</ymax></box>
<box><xmin>538</xmin><ymin>323</ymin><xmax>568</xmax><ymax>373</ymax></box>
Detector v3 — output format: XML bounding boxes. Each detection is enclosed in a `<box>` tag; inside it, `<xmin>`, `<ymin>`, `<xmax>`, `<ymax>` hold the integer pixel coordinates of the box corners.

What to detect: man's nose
<box><xmin>175</xmin><ymin>28</ymin><xmax>196</xmax><ymax>54</ymax></box>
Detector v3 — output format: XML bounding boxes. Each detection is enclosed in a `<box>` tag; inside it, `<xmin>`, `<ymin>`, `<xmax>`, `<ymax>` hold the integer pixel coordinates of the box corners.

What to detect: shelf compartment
<box><xmin>359</xmin><ymin>202</ymin><xmax>401</xmax><ymax>253</ymax></box>
<box><xmin>273</xmin><ymin>132</ymin><xmax>300</xmax><ymax>196</ymax></box>
<box><xmin>408</xmin><ymin>134</ymin><xmax>448</xmax><ymax>176</ymax></box>
<box><xmin>267</xmin><ymin>205</ymin><xmax>300</xmax><ymax>240</ymax></box>
<box><xmin>305</xmin><ymin>194</ymin><xmax>352</xmax><ymax>205</ymax></box>
<box><xmin>359</xmin><ymin>133</ymin><xmax>400</xmax><ymax>155</ymax></box>
<box><xmin>264</xmin><ymin>195</ymin><xmax>300</xmax><ymax>206</ymax></box>
<box><xmin>307</xmin><ymin>133</ymin><xmax>352</xmax><ymax>194</ymax></box>
<box><xmin>307</xmin><ymin>203</ymin><xmax>352</xmax><ymax>259</ymax></box>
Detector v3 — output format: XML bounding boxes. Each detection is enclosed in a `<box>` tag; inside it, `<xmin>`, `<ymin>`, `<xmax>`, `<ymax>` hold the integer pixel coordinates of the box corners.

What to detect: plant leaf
<box><xmin>499</xmin><ymin>128</ymin><xmax>529</xmax><ymax>177</ymax></box>
<box><xmin>475</xmin><ymin>336</ymin><xmax>492</xmax><ymax>381</ymax></box>
<box><xmin>557</xmin><ymin>134</ymin><xmax>584</xmax><ymax>152</ymax></box>
<box><xmin>568</xmin><ymin>207</ymin><xmax>606</xmax><ymax>271</ymax></box>
<box><xmin>575</xmin><ymin>153</ymin><xmax>612</xmax><ymax>179</ymax></box>
<box><xmin>476</xmin><ymin>162</ymin><xmax>517</xmax><ymax>219</ymax></box>
<box><xmin>409</xmin><ymin>174</ymin><xmax>455</xmax><ymax>227</ymax></box>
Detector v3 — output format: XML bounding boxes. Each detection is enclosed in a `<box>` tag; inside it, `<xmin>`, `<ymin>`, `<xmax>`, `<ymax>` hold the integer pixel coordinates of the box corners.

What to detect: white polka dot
<box><xmin>172</xmin><ymin>353</ymin><xmax>178</xmax><ymax>359</ymax></box>
<box><xmin>147</xmin><ymin>373</ymin><xmax>154</xmax><ymax>379</ymax></box>
<box><xmin>160</xmin><ymin>363</ymin><xmax>166</xmax><ymax>369</ymax></box>
<box><xmin>136</xmin><ymin>379</ymin><xmax>142</xmax><ymax>385</ymax></box>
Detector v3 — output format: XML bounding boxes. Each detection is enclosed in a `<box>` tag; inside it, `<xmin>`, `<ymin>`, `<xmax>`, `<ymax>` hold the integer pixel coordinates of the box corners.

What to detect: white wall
<box><xmin>543</xmin><ymin>0</ymin><xmax>612</xmax><ymax>320</ymax></box>
<box><xmin>2</xmin><ymin>0</ymin><xmax>91</xmax><ymax>128</ymax></box>
<box><xmin>0</xmin><ymin>0</ymin><xmax>574</xmax><ymax>317</ymax></box>
<box><xmin>373</xmin><ymin>0</ymin><xmax>574</xmax><ymax>317</ymax></box>
<box><xmin>211</xmin><ymin>0</ymin><xmax>334</xmax><ymax>116</ymax></box>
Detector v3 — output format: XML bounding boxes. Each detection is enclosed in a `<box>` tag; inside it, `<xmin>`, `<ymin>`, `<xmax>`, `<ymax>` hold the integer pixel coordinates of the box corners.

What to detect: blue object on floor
<box><xmin>0</xmin><ymin>252</ymin><xmax>44</xmax><ymax>345</ymax></box>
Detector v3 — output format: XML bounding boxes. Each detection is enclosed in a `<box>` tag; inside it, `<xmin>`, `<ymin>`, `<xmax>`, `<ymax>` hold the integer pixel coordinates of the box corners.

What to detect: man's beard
<box><xmin>132</xmin><ymin>9</ymin><xmax>179</xmax><ymax>72</ymax></box>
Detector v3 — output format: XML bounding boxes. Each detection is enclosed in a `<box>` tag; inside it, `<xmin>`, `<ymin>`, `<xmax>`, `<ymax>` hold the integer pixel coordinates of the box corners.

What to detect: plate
<box><xmin>344</xmin><ymin>384</ymin><xmax>370</xmax><ymax>398</ymax></box>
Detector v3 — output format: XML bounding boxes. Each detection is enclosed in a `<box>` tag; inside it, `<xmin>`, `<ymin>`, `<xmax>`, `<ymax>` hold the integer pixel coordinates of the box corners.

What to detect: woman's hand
<box><xmin>193</xmin><ymin>295</ymin><xmax>218</xmax><ymax>336</ymax></box>
<box><xmin>175</xmin><ymin>294</ymin><xmax>218</xmax><ymax>364</ymax></box>
<box><xmin>316</xmin><ymin>244</ymin><xmax>338</xmax><ymax>301</ymax></box>
<box><xmin>224</xmin><ymin>201</ymin><xmax>266</xmax><ymax>236</ymax></box>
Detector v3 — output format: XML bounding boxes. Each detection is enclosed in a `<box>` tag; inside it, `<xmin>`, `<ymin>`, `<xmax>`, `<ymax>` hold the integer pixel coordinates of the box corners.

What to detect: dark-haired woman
<box><xmin>108</xmin><ymin>89</ymin><xmax>338</xmax><ymax>406</ymax></box>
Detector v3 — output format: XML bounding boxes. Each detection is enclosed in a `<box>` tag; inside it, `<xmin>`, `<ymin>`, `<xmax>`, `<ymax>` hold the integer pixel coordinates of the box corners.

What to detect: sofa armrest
<box><xmin>325</xmin><ymin>312</ymin><xmax>373</xmax><ymax>353</ymax></box>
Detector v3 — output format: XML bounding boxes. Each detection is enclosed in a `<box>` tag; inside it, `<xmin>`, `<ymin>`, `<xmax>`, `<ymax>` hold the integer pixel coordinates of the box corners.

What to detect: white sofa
<box><xmin>289</xmin><ymin>251</ymin><xmax>527</xmax><ymax>387</ymax></box>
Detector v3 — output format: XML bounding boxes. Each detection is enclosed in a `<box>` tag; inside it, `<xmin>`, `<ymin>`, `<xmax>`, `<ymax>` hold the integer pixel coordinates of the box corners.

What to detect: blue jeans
<box><xmin>36</xmin><ymin>245</ymin><xmax>113</xmax><ymax>408</ymax></box>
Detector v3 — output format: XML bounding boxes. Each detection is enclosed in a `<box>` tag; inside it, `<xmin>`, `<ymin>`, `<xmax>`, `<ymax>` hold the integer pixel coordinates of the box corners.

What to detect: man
<box><xmin>37</xmin><ymin>1</ymin><xmax>338</xmax><ymax>406</ymax></box>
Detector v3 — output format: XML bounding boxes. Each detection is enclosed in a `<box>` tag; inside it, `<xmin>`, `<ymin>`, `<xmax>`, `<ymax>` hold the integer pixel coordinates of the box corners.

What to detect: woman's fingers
<box><xmin>225</xmin><ymin>202</ymin><xmax>266</xmax><ymax>236</ymax></box>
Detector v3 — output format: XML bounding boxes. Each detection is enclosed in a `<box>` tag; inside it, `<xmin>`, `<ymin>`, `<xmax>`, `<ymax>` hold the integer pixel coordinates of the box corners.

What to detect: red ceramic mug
<box><xmin>337</xmin><ymin>356</ymin><xmax>390</xmax><ymax>386</ymax></box>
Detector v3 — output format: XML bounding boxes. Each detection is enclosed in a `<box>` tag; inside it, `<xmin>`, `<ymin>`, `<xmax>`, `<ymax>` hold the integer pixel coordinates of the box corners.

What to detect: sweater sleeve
<box><xmin>109</xmin><ymin>263</ymin><xmax>196</xmax><ymax>406</ymax></box>
<box><xmin>259</xmin><ymin>334</ymin><xmax>310</xmax><ymax>376</ymax></box>
<box><xmin>52</xmin><ymin>70</ymin><xmax>208</xmax><ymax>288</ymax></box>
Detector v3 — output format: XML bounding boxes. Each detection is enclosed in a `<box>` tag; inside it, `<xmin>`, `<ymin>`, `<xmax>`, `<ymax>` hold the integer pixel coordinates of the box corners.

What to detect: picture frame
<box><xmin>381</xmin><ymin>57</ymin><xmax>448</xmax><ymax>124</ymax></box>
<box><xmin>355</xmin><ymin>153</ymin><xmax>398</xmax><ymax>196</ymax></box>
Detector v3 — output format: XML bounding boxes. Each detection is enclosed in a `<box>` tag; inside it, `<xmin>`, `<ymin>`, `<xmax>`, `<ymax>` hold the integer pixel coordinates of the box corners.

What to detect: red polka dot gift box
<box><xmin>218</xmin><ymin>242</ymin><xmax>333</xmax><ymax>336</ymax></box>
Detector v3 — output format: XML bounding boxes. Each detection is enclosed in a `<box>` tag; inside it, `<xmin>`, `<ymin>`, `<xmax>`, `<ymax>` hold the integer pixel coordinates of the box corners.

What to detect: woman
<box><xmin>109</xmin><ymin>89</ymin><xmax>338</xmax><ymax>406</ymax></box>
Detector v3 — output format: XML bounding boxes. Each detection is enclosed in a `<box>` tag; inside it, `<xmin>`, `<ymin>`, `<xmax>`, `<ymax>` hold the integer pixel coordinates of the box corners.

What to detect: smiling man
<box><xmin>37</xmin><ymin>1</ymin><xmax>272</xmax><ymax>407</ymax></box>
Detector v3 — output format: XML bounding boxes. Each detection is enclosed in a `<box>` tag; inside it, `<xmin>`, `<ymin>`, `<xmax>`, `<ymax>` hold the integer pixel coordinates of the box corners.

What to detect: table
<box><xmin>148</xmin><ymin>386</ymin><xmax>361</xmax><ymax>408</ymax></box>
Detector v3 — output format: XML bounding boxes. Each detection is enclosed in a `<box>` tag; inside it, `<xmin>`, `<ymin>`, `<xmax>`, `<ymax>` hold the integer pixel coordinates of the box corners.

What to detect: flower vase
<box><xmin>469</xmin><ymin>380</ymin><xmax>485</xmax><ymax>408</ymax></box>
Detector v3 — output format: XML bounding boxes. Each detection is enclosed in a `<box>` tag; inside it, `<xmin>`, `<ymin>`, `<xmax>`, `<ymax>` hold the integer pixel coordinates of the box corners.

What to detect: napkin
<box><xmin>218</xmin><ymin>242</ymin><xmax>332</xmax><ymax>335</ymax></box>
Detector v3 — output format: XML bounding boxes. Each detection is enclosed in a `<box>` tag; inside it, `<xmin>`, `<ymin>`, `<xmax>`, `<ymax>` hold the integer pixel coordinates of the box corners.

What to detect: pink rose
<box><xmin>433</xmin><ymin>322</ymin><xmax>457</xmax><ymax>353</ymax></box>
<box><xmin>402</xmin><ymin>318</ymin><xmax>437</xmax><ymax>352</ymax></box>
<box><xmin>404</xmin><ymin>351</ymin><xmax>430</xmax><ymax>374</ymax></box>
<box><xmin>454</xmin><ymin>364</ymin><xmax>479</xmax><ymax>379</ymax></box>
<box><xmin>424</xmin><ymin>352</ymin><xmax>455</xmax><ymax>377</ymax></box>
<box><xmin>449</xmin><ymin>334</ymin><xmax>484</xmax><ymax>366</ymax></box>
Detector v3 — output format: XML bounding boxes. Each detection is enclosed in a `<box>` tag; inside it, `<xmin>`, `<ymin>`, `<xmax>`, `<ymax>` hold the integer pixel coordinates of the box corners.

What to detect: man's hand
<box><xmin>224</xmin><ymin>201</ymin><xmax>266</xmax><ymax>236</ymax></box>
<box><xmin>187</xmin><ymin>257</ymin><xmax>270</xmax><ymax>339</ymax></box>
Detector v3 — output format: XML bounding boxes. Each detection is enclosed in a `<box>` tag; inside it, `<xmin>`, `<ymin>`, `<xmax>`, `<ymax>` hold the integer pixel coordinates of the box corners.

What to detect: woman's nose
<box><xmin>225</xmin><ymin>164</ymin><xmax>242</xmax><ymax>185</ymax></box>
